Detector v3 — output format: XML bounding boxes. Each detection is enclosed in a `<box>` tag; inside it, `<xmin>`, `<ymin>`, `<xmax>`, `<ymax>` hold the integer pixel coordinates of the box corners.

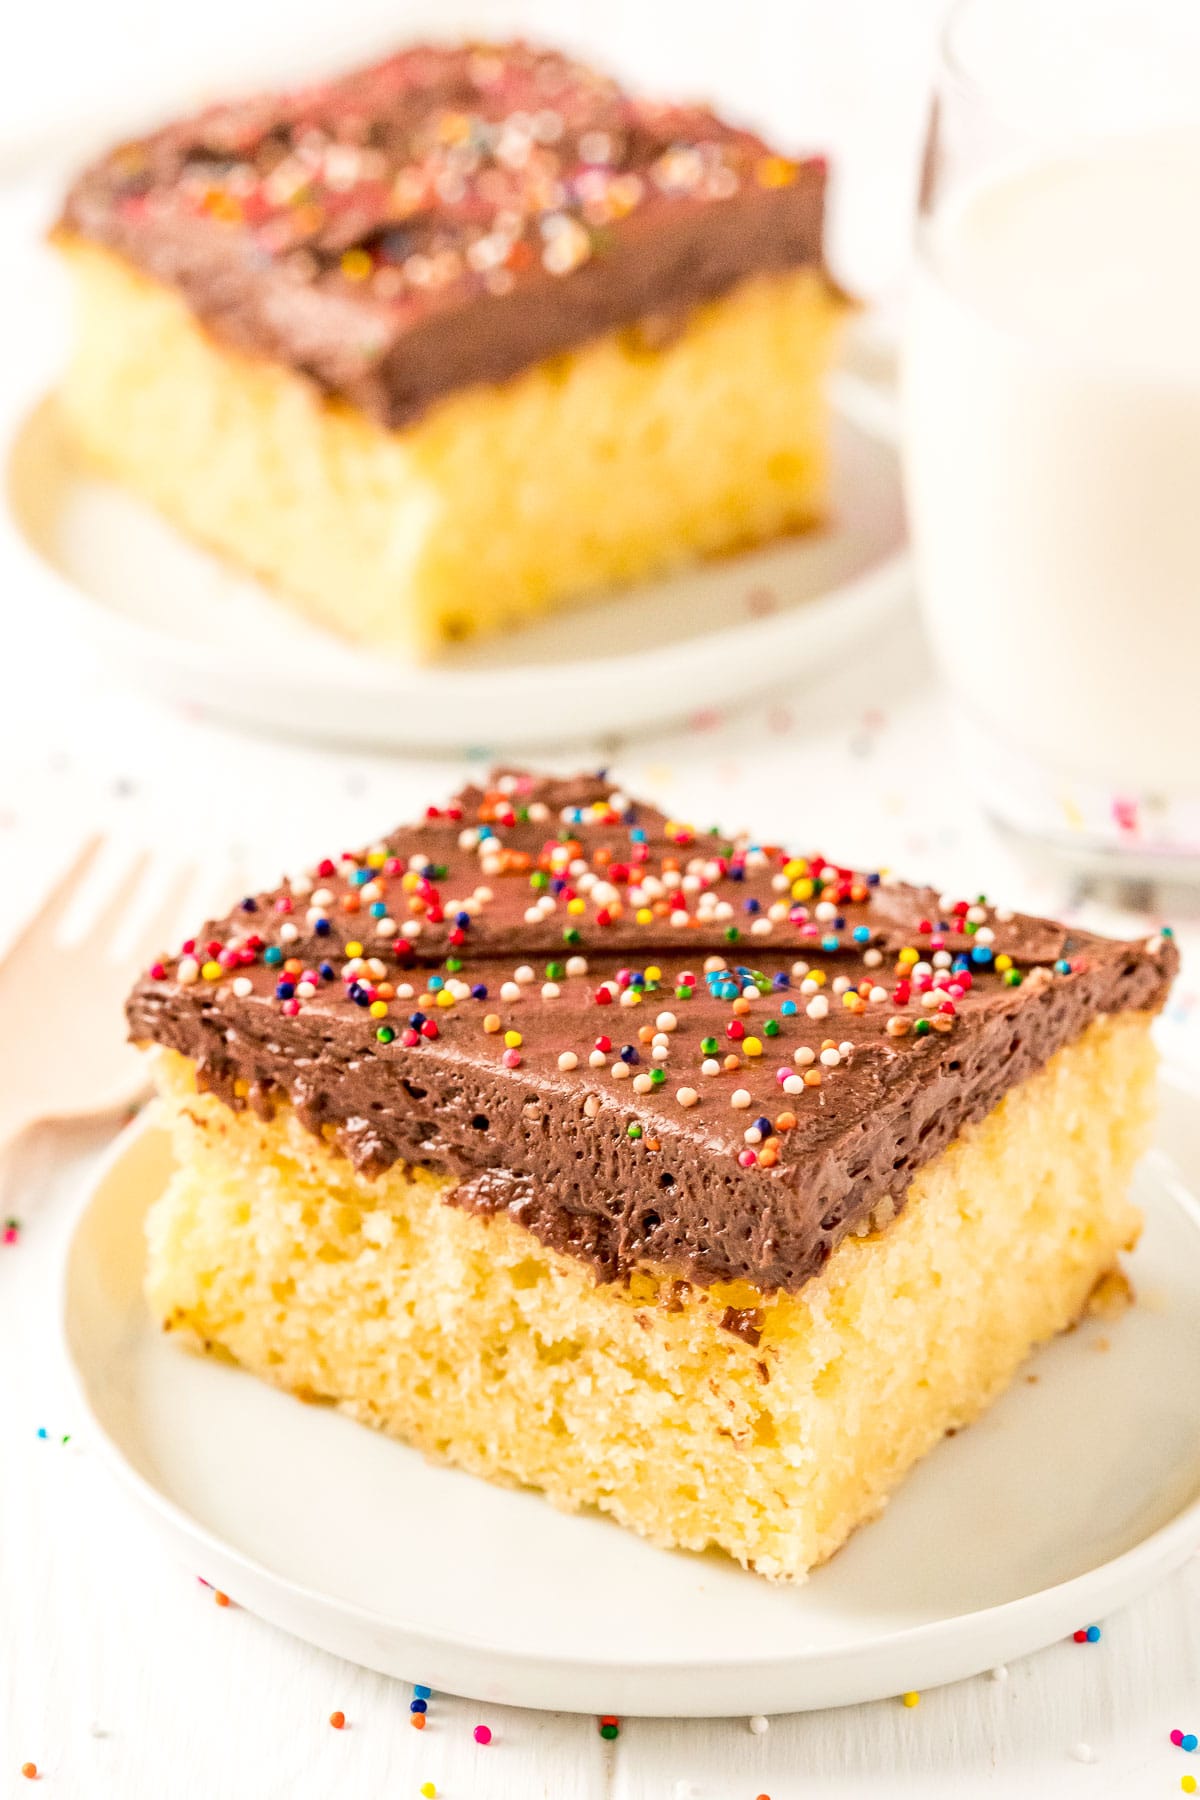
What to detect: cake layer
<box><xmin>57</xmin><ymin>42</ymin><xmax>830</xmax><ymax>426</ymax></box>
<box><xmin>147</xmin><ymin>1010</ymin><xmax>1153</xmax><ymax>1580</ymax></box>
<box><xmin>126</xmin><ymin>772</ymin><xmax>1178</xmax><ymax>1294</ymax></box>
<box><xmin>57</xmin><ymin>241</ymin><xmax>843</xmax><ymax>654</ymax></box>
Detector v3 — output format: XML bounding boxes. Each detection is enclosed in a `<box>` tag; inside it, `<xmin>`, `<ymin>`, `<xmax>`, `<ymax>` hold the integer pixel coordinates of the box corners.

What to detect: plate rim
<box><xmin>59</xmin><ymin>1073</ymin><xmax>1200</xmax><ymax>1710</ymax></box>
<box><xmin>3</xmin><ymin>385</ymin><xmax>912</xmax><ymax>739</ymax></box>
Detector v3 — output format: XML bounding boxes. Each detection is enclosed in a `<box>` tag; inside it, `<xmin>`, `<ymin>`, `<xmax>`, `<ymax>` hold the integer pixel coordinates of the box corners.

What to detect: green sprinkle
<box><xmin>545</xmin><ymin>960</ymin><xmax>565</xmax><ymax>980</ymax></box>
<box><xmin>650</xmin><ymin>1068</ymin><xmax>666</xmax><ymax>1086</ymax></box>
<box><xmin>913</xmin><ymin>1018</ymin><xmax>931</xmax><ymax>1037</ymax></box>
<box><xmin>675</xmin><ymin>985</ymin><xmax>692</xmax><ymax>999</ymax></box>
<box><xmin>376</xmin><ymin>1025</ymin><xmax>395</xmax><ymax>1044</ymax></box>
<box><xmin>530</xmin><ymin>871</ymin><xmax>549</xmax><ymax>890</ymax></box>
<box><xmin>701</xmin><ymin>1036</ymin><xmax>718</xmax><ymax>1055</ymax></box>
<box><xmin>1003</xmin><ymin>969</ymin><xmax>1022</xmax><ymax>987</ymax></box>
<box><xmin>763</xmin><ymin>1019</ymin><xmax>780</xmax><ymax>1038</ymax></box>
<box><xmin>724</xmin><ymin>927</ymin><xmax>740</xmax><ymax>943</ymax></box>
<box><xmin>445</xmin><ymin>956</ymin><xmax>463</xmax><ymax>972</ymax></box>
<box><xmin>626</xmin><ymin>1123</ymin><xmax>643</xmax><ymax>1140</ymax></box>
<box><xmin>564</xmin><ymin>928</ymin><xmax>582</xmax><ymax>945</ymax></box>
<box><xmin>600</xmin><ymin>1723</ymin><xmax>619</xmax><ymax>1740</ymax></box>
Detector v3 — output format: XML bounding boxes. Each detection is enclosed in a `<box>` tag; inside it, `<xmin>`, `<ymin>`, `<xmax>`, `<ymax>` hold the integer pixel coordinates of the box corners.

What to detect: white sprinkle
<box><xmin>367</xmin><ymin>958</ymin><xmax>386</xmax><ymax>978</ymax></box>
<box><xmin>783</xmin><ymin>1075</ymin><xmax>804</xmax><ymax>1095</ymax></box>
<box><xmin>375</xmin><ymin>918</ymin><xmax>398</xmax><ymax>938</ymax></box>
<box><xmin>793</xmin><ymin>1046</ymin><xmax>816</xmax><ymax>1066</ymax></box>
<box><xmin>995</xmin><ymin>905</ymin><xmax>1015</xmax><ymax>922</ymax></box>
<box><xmin>401</xmin><ymin>920</ymin><xmax>421</xmax><ymax>939</ymax></box>
<box><xmin>501</xmin><ymin>981</ymin><xmax>522</xmax><ymax>1002</ymax></box>
<box><xmin>806</xmin><ymin>995</ymin><xmax>829</xmax><ymax>1020</ymax></box>
<box><xmin>674</xmin><ymin>1782</ymin><xmax>697</xmax><ymax>1799</ymax></box>
<box><xmin>815</xmin><ymin>901</ymin><xmax>837</xmax><ymax>922</ymax></box>
<box><xmin>619</xmin><ymin>988</ymin><xmax>643</xmax><ymax>1006</ymax></box>
<box><xmin>869</xmin><ymin>985</ymin><xmax>888</xmax><ymax>1003</ymax></box>
<box><xmin>669</xmin><ymin>910</ymin><xmax>690</xmax><ymax>927</ymax></box>
<box><xmin>768</xmin><ymin>902</ymin><xmax>788</xmax><ymax>921</ymax></box>
<box><xmin>701</xmin><ymin>1058</ymin><xmax>721</xmax><ymax>1076</ymax></box>
<box><xmin>611</xmin><ymin>1062</ymin><xmax>631</xmax><ymax>1080</ymax></box>
<box><xmin>932</xmin><ymin>950</ymin><xmax>952</xmax><ymax>968</ymax></box>
<box><xmin>473</xmin><ymin>885</ymin><xmax>494</xmax><ymax>904</ymax></box>
<box><xmin>748</xmin><ymin>1714</ymin><xmax>769</xmax><ymax>1735</ymax></box>
<box><xmin>704</xmin><ymin>955</ymin><xmax>727</xmax><ymax>973</ymax></box>
<box><xmin>1069</xmin><ymin>1742</ymin><xmax>1095</xmax><ymax>1764</ymax></box>
<box><xmin>523</xmin><ymin>907</ymin><xmax>542</xmax><ymax>925</ymax></box>
<box><xmin>990</xmin><ymin>1665</ymin><xmax>1008</xmax><ymax>1682</ymax></box>
<box><xmin>792</xmin><ymin>960</ymin><xmax>810</xmax><ymax>977</ymax></box>
<box><xmin>232</xmin><ymin>976</ymin><xmax>253</xmax><ymax>998</ymax></box>
<box><xmin>395</xmin><ymin>983</ymin><xmax>413</xmax><ymax>1000</ymax></box>
<box><xmin>731</xmin><ymin>1088</ymin><xmax>752</xmax><ymax>1109</ymax></box>
<box><xmin>584</xmin><ymin>1095</ymin><xmax>601</xmax><ymax>1119</ymax></box>
<box><xmin>744</xmin><ymin>1126</ymin><xmax>763</xmax><ymax>1145</ymax></box>
<box><xmin>311</xmin><ymin>887</ymin><xmax>334</xmax><ymax>908</ymax></box>
<box><xmin>966</xmin><ymin>904</ymin><xmax>987</xmax><ymax>924</ymax></box>
<box><xmin>633</xmin><ymin>1073</ymin><xmax>653</xmax><ymax>1094</ymax></box>
<box><xmin>541</xmin><ymin>982</ymin><xmax>561</xmax><ymax>1000</ymax></box>
<box><xmin>839</xmin><ymin>1041</ymin><xmax>854</xmax><ymax>1056</ymax></box>
<box><xmin>652</xmin><ymin>1032</ymin><xmax>670</xmax><ymax>1048</ymax></box>
<box><xmin>558</xmin><ymin>1052</ymin><xmax>578</xmax><ymax>1072</ymax></box>
<box><xmin>277</xmin><ymin>921</ymin><xmax>298</xmax><ymax>941</ymax></box>
<box><xmin>458</xmin><ymin>828</ymin><xmax>479</xmax><ymax>850</ymax></box>
<box><xmin>296</xmin><ymin>981</ymin><xmax>316</xmax><ymax>999</ymax></box>
<box><xmin>589</xmin><ymin>1050</ymin><xmax>607</xmax><ymax>1069</ymax></box>
<box><xmin>751</xmin><ymin>918</ymin><xmax>773</xmax><ymax>936</ymax></box>
<box><xmin>566</xmin><ymin>955</ymin><xmax>589</xmax><ymax>976</ymax></box>
<box><xmin>820</xmin><ymin>1047</ymin><xmax>841</xmax><ymax>1067</ymax></box>
<box><xmin>831</xmin><ymin>976</ymin><xmax>851</xmax><ymax>995</ymax></box>
<box><xmin>652</xmin><ymin>1044</ymin><xmax>670</xmax><ymax>1062</ymax></box>
<box><xmin>864</xmin><ymin>947</ymin><xmax>882</xmax><ymax>968</ymax></box>
<box><xmin>975</xmin><ymin>925</ymin><xmax>995</xmax><ymax>945</ymax></box>
<box><xmin>290</xmin><ymin>874</ymin><xmax>313</xmax><ymax>897</ymax></box>
<box><xmin>514</xmin><ymin>965</ymin><xmax>535</xmax><ymax>984</ymax></box>
<box><xmin>177</xmin><ymin>957</ymin><xmax>199</xmax><ymax>985</ymax></box>
<box><xmin>656</xmin><ymin>1012</ymin><xmax>678</xmax><ymax>1032</ymax></box>
<box><xmin>360</xmin><ymin>881</ymin><xmax>382</xmax><ymax>903</ymax></box>
<box><xmin>676</xmin><ymin>1087</ymin><xmax>699</xmax><ymax>1108</ymax></box>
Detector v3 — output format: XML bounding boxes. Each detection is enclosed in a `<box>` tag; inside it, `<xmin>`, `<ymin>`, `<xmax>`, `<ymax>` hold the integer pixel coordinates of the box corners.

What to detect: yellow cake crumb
<box><xmin>56</xmin><ymin>238</ymin><xmax>846</xmax><ymax>657</ymax></box>
<box><xmin>144</xmin><ymin>1012</ymin><xmax>1153</xmax><ymax>1580</ymax></box>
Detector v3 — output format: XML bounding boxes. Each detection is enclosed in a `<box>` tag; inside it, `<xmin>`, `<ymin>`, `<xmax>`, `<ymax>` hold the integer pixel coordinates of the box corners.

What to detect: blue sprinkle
<box><xmin>410</xmin><ymin>1699</ymin><xmax>427</xmax><ymax>1714</ymax></box>
<box><xmin>471</xmin><ymin>984</ymin><xmax>488</xmax><ymax>1000</ymax></box>
<box><xmin>455</xmin><ymin>911</ymin><xmax>471</xmax><ymax>927</ymax></box>
<box><xmin>314</xmin><ymin>918</ymin><xmax>331</xmax><ymax>936</ymax></box>
<box><xmin>370</xmin><ymin>901</ymin><xmax>387</xmax><ymax>918</ymax></box>
<box><xmin>772</xmin><ymin>973</ymin><xmax>791</xmax><ymax>989</ymax></box>
<box><xmin>867</xmin><ymin>872</ymin><xmax>881</xmax><ymax>886</ymax></box>
<box><xmin>264</xmin><ymin>946</ymin><xmax>284</xmax><ymax>966</ymax></box>
<box><xmin>352</xmin><ymin>869</ymin><xmax>371</xmax><ymax>887</ymax></box>
<box><xmin>428</xmin><ymin>976</ymin><xmax>444</xmax><ymax>992</ymax></box>
<box><xmin>728</xmin><ymin>865</ymin><xmax>745</xmax><ymax>881</ymax></box>
<box><xmin>239</xmin><ymin>897</ymin><xmax>258</xmax><ymax>913</ymax></box>
<box><xmin>1054</xmin><ymin>958</ymin><xmax>1071</xmax><ymax>975</ymax></box>
<box><xmin>744</xmin><ymin>898</ymin><xmax>761</xmax><ymax>914</ymax></box>
<box><xmin>620</xmin><ymin>1045</ymin><xmax>639</xmax><ymax>1064</ymax></box>
<box><xmin>821</xmin><ymin>934</ymin><xmax>840</xmax><ymax>952</ymax></box>
<box><xmin>319</xmin><ymin>962</ymin><xmax>335</xmax><ymax>981</ymax></box>
<box><xmin>1085</xmin><ymin>1625</ymin><xmax>1101</xmax><ymax>1643</ymax></box>
<box><xmin>852</xmin><ymin>925</ymin><xmax>871</xmax><ymax>944</ymax></box>
<box><xmin>952</xmin><ymin>954</ymin><xmax>970</xmax><ymax>972</ymax></box>
<box><xmin>352</xmin><ymin>988</ymin><xmax>370</xmax><ymax>1008</ymax></box>
<box><xmin>1183</xmin><ymin>1732</ymin><xmax>1198</xmax><ymax>1752</ymax></box>
<box><xmin>551</xmin><ymin>878</ymin><xmax>567</xmax><ymax>894</ymax></box>
<box><xmin>409</xmin><ymin>1012</ymin><xmax>427</xmax><ymax>1028</ymax></box>
<box><xmin>36</xmin><ymin>1427</ymin><xmax>47</xmax><ymax>1439</ymax></box>
<box><xmin>780</xmin><ymin>1000</ymin><xmax>798</xmax><ymax>1017</ymax></box>
<box><xmin>630</xmin><ymin>828</ymin><xmax>647</xmax><ymax>844</ymax></box>
<box><xmin>274</xmin><ymin>981</ymin><xmax>295</xmax><ymax>1000</ymax></box>
<box><xmin>629</xmin><ymin>972</ymin><xmax>646</xmax><ymax>988</ymax></box>
<box><xmin>413</xmin><ymin>1685</ymin><xmax>431</xmax><ymax>1700</ymax></box>
<box><xmin>971</xmin><ymin>946</ymin><xmax>994</xmax><ymax>966</ymax></box>
<box><xmin>753</xmin><ymin>1116</ymin><xmax>772</xmax><ymax>1136</ymax></box>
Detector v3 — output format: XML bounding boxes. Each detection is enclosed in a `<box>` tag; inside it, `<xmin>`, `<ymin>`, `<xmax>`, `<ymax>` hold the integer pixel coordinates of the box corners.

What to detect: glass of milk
<box><xmin>903</xmin><ymin>0</ymin><xmax>1200</xmax><ymax>876</ymax></box>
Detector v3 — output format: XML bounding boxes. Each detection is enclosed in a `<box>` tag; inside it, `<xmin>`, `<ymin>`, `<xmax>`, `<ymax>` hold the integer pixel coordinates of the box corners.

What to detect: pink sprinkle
<box><xmin>3</xmin><ymin>1224</ymin><xmax>19</xmax><ymax>1246</ymax></box>
<box><xmin>474</xmin><ymin>1725</ymin><xmax>492</xmax><ymax>1745</ymax></box>
<box><xmin>737</xmin><ymin>1149</ymin><xmax>757</xmax><ymax>1168</ymax></box>
<box><xmin>281</xmin><ymin>999</ymin><xmax>300</xmax><ymax>1016</ymax></box>
<box><xmin>502</xmin><ymin>1049</ymin><xmax>522</xmax><ymax>1069</ymax></box>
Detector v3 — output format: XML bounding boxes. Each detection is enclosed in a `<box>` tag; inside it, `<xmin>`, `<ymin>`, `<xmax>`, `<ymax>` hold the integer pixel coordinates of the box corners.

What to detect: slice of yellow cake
<box><xmin>54</xmin><ymin>43</ymin><xmax>847</xmax><ymax>658</ymax></box>
<box><xmin>123</xmin><ymin>770</ymin><xmax>1176</xmax><ymax>1580</ymax></box>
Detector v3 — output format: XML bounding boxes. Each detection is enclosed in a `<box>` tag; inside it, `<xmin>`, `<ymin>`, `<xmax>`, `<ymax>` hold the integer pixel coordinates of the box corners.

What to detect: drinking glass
<box><xmin>903</xmin><ymin>0</ymin><xmax>1200</xmax><ymax>877</ymax></box>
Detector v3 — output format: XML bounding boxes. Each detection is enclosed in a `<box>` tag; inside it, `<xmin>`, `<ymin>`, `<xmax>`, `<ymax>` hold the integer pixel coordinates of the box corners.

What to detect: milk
<box><xmin>903</xmin><ymin>130</ymin><xmax>1200</xmax><ymax>852</ymax></box>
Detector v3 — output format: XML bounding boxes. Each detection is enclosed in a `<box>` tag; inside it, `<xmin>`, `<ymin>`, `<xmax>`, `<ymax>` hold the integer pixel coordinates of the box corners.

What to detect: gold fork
<box><xmin>0</xmin><ymin>838</ymin><xmax>216</xmax><ymax>1156</ymax></box>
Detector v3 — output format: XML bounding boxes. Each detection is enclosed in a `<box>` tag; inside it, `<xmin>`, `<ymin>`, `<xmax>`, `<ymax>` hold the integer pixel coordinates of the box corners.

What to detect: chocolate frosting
<box><xmin>126</xmin><ymin>771</ymin><xmax>1176</xmax><ymax>1296</ymax></box>
<box><xmin>58</xmin><ymin>42</ymin><xmax>830</xmax><ymax>427</ymax></box>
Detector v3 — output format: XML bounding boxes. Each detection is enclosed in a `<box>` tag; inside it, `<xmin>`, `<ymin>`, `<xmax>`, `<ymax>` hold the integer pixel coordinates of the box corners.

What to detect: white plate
<box><xmin>6</xmin><ymin>381</ymin><xmax>908</xmax><ymax>753</ymax></box>
<box><xmin>61</xmin><ymin>1075</ymin><xmax>1200</xmax><ymax>1718</ymax></box>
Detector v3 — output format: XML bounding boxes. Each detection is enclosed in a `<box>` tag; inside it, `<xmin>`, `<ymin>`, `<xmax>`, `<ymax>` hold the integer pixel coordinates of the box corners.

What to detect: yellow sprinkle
<box><xmin>902</xmin><ymin>1691</ymin><xmax>920</xmax><ymax>1709</ymax></box>
<box><xmin>995</xmin><ymin>953</ymin><xmax>1013</xmax><ymax>972</ymax></box>
<box><xmin>369</xmin><ymin>1000</ymin><xmax>388</xmax><ymax>1019</ymax></box>
<box><xmin>1182</xmin><ymin>1777</ymin><xmax>1197</xmax><ymax>1794</ymax></box>
<box><xmin>401</xmin><ymin>871</ymin><xmax>420</xmax><ymax>892</ymax></box>
<box><xmin>783</xmin><ymin>858</ymin><xmax>808</xmax><ymax>880</ymax></box>
<box><xmin>420</xmin><ymin>1786</ymin><xmax>437</xmax><ymax>1798</ymax></box>
<box><xmin>757</xmin><ymin>154</ymin><xmax>798</xmax><ymax>188</ymax></box>
<box><xmin>809</xmin><ymin>969</ymin><xmax>826</xmax><ymax>988</ymax></box>
<box><xmin>201</xmin><ymin>960</ymin><xmax>222</xmax><ymax>981</ymax></box>
<box><xmin>645</xmin><ymin>966</ymin><xmax>661</xmax><ymax>981</ymax></box>
<box><xmin>567</xmin><ymin>898</ymin><xmax>586</xmax><ymax>915</ymax></box>
<box><xmin>504</xmin><ymin>1030</ymin><xmax>522</xmax><ymax>1049</ymax></box>
<box><xmin>436</xmin><ymin>990</ymin><xmax>455</xmax><ymax>1008</ymax></box>
<box><xmin>636</xmin><ymin>908</ymin><xmax>653</xmax><ymax>925</ymax></box>
<box><xmin>791</xmin><ymin>878</ymin><xmax>814</xmax><ymax>901</ymax></box>
<box><xmin>897</xmin><ymin>947</ymin><xmax>919</xmax><ymax>966</ymax></box>
<box><xmin>340</xmin><ymin>247</ymin><xmax>373</xmax><ymax>281</ymax></box>
<box><xmin>345</xmin><ymin>941</ymin><xmax>363</xmax><ymax>958</ymax></box>
<box><xmin>367</xmin><ymin>851</ymin><xmax>386</xmax><ymax>870</ymax></box>
<box><xmin>743</xmin><ymin>1037</ymin><xmax>763</xmax><ymax>1058</ymax></box>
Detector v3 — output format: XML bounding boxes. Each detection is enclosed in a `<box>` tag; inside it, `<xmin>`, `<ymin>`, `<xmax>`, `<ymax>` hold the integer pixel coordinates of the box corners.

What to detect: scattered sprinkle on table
<box><xmin>1069</xmin><ymin>1742</ymin><xmax>1095</xmax><ymax>1763</ymax></box>
<box><xmin>419</xmin><ymin>1785</ymin><xmax>437</xmax><ymax>1797</ymax></box>
<box><xmin>473</xmin><ymin>1724</ymin><xmax>492</xmax><ymax>1745</ymax></box>
<box><xmin>4</xmin><ymin>1217</ymin><xmax>20</xmax><ymax>1245</ymax></box>
<box><xmin>748</xmin><ymin>1714</ymin><xmax>769</xmax><ymax>1734</ymax></box>
<box><xmin>902</xmin><ymin>1691</ymin><xmax>920</xmax><ymax>1708</ymax></box>
<box><xmin>1072</xmin><ymin>1624</ymin><xmax>1101</xmax><ymax>1643</ymax></box>
<box><xmin>1183</xmin><ymin>1778</ymin><xmax>1197</xmax><ymax>1794</ymax></box>
<box><xmin>329</xmin><ymin>1710</ymin><xmax>345</xmax><ymax>1730</ymax></box>
<box><xmin>599</xmin><ymin>1715</ymin><xmax>620</xmax><ymax>1739</ymax></box>
<box><xmin>990</xmin><ymin>1666</ymin><xmax>1009</xmax><ymax>1682</ymax></box>
<box><xmin>1174</xmin><ymin>1731</ymin><xmax>1200</xmax><ymax>1752</ymax></box>
<box><xmin>214</xmin><ymin>1590</ymin><xmax>230</xmax><ymax>1607</ymax></box>
<box><xmin>21</xmin><ymin>1764</ymin><xmax>37</xmax><ymax>1781</ymax></box>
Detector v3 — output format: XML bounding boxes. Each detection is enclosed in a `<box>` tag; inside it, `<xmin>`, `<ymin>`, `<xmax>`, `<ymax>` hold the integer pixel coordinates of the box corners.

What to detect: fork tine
<box><xmin>89</xmin><ymin>852</ymin><xmax>155</xmax><ymax>956</ymax></box>
<box><xmin>137</xmin><ymin>864</ymin><xmax>203</xmax><ymax>967</ymax></box>
<box><xmin>18</xmin><ymin>835</ymin><xmax>106</xmax><ymax>947</ymax></box>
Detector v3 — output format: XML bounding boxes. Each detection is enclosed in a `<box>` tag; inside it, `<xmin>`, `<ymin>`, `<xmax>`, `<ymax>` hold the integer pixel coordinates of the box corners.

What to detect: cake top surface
<box><xmin>128</xmin><ymin>770</ymin><xmax>1176</xmax><ymax>1296</ymax></box>
<box><xmin>59</xmin><ymin>41</ymin><xmax>829</xmax><ymax>425</ymax></box>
